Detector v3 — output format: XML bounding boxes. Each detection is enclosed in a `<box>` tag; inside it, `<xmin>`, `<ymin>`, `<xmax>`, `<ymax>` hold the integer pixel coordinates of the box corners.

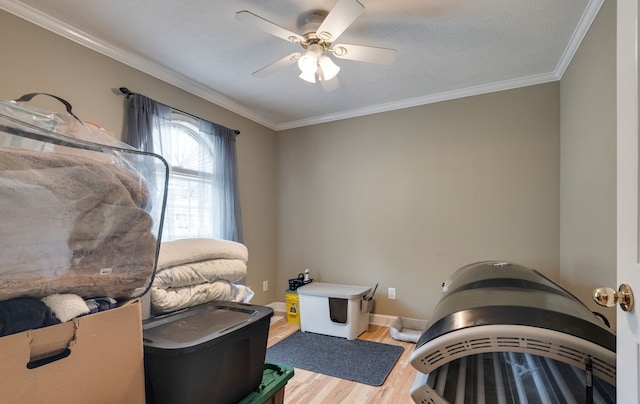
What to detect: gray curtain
<box><xmin>199</xmin><ymin>119</ymin><xmax>244</xmax><ymax>242</ymax></box>
<box><xmin>125</xmin><ymin>93</ymin><xmax>243</xmax><ymax>242</ymax></box>
<box><xmin>125</xmin><ymin>93</ymin><xmax>171</xmax><ymax>153</ymax></box>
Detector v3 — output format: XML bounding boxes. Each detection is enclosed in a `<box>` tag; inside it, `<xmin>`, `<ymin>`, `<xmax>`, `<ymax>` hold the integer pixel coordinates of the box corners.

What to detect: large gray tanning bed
<box><xmin>409</xmin><ymin>261</ymin><xmax>616</xmax><ymax>404</ymax></box>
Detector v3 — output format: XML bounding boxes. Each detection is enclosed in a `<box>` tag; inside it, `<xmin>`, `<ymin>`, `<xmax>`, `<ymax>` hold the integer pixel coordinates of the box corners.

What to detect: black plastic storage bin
<box><xmin>143</xmin><ymin>301</ymin><xmax>274</xmax><ymax>404</ymax></box>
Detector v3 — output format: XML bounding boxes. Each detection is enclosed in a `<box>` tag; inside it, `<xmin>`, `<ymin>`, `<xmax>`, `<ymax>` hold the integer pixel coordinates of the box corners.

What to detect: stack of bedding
<box><xmin>150</xmin><ymin>238</ymin><xmax>254</xmax><ymax>314</ymax></box>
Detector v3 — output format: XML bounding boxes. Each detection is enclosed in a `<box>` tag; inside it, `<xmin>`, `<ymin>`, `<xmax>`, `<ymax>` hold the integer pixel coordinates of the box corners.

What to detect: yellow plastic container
<box><xmin>285</xmin><ymin>291</ymin><xmax>300</xmax><ymax>324</ymax></box>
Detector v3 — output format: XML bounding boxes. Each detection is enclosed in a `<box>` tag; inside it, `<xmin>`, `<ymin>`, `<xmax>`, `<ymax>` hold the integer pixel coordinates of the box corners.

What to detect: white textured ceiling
<box><xmin>0</xmin><ymin>0</ymin><xmax>602</xmax><ymax>130</ymax></box>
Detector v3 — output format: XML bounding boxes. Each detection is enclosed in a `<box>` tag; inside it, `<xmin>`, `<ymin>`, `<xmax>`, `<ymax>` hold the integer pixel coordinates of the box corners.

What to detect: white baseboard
<box><xmin>268</xmin><ymin>301</ymin><xmax>286</xmax><ymax>313</ymax></box>
<box><xmin>267</xmin><ymin>301</ymin><xmax>423</xmax><ymax>327</ymax></box>
<box><xmin>369</xmin><ymin>313</ymin><xmax>400</xmax><ymax>326</ymax></box>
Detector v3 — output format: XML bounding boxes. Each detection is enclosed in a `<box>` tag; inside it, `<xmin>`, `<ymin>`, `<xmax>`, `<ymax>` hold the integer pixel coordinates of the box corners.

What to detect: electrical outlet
<box><xmin>388</xmin><ymin>287</ymin><xmax>396</xmax><ymax>300</ymax></box>
<box><xmin>263</xmin><ymin>280</ymin><xmax>269</xmax><ymax>292</ymax></box>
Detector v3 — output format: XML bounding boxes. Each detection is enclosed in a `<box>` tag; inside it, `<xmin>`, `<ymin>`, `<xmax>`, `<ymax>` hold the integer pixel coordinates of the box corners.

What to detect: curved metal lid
<box><xmin>410</xmin><ymin>261</ymin><xmax>616</xmax><ymax>385</ymax></box>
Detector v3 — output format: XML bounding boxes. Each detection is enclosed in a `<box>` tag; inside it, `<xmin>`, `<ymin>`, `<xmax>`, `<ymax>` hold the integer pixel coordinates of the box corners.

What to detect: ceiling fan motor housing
<box><xmin>299</xmin><ymin>10</ymin><xmax>327</xmax><ymax>36</ymax></box>
<box><xmin>299</xmin><ymin>10</ymin><xmax>333</xmax><ymax>51</ymax></box>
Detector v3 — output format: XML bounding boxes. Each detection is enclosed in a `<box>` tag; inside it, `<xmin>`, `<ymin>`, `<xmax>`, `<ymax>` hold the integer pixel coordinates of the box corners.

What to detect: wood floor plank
<box><xmin>267</xmin><ymin>314</ymin><xmax>418</xmax><ymax>403</ymax></box>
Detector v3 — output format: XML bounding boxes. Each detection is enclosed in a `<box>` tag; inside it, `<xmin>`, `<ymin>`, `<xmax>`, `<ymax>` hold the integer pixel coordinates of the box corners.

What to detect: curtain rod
<box><xmin>118</xmin><ymin>87</ymin><xmax>240</xmax><ymax>135</ymax></box>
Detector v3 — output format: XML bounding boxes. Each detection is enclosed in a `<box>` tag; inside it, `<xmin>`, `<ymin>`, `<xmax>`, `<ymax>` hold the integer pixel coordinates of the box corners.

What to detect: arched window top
<box><xmin>160</xmin><ymin>112</ymin><xmax>215</xmax><ymax>173</ymax></box>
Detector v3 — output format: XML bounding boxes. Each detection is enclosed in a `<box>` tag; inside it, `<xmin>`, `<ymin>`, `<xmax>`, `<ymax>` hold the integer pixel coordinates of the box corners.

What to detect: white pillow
<box><xmin>41</xmin><ymin>294</ymin><xmax>90</xmax><ymax>322</ymax></box>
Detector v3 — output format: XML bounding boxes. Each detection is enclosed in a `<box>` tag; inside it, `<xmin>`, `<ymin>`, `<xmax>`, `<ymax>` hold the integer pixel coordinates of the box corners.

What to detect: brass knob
<box><xmin>593</xmin><ymin>284</ymin><xmax>634</xmax><ymax>312</ymax></box>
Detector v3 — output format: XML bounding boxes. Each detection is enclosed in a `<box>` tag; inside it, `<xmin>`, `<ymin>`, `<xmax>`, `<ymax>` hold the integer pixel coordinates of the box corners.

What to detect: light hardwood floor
<box><xmin>267</xmin><ymin>314</ymin><xmax>418</xmax><ymax>404</ymax></box>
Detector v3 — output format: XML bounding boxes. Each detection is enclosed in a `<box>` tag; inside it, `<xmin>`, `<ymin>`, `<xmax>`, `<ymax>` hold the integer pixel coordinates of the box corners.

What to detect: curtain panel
<box><xmin>125</xmin><ymin>93</ymin><xmax>243</xmax><ymax>242</ymax></box>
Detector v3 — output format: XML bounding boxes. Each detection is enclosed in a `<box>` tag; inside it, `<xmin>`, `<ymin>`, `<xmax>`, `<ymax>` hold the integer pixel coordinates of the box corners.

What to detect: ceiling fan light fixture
<box><xmin>298</xmin><ymin>51</ymin><xmax>318</xmax><ymax>74</ymax></box>
<box><xmin>318</xmin><ymin>55</ymin><xmax>340</xmax><ymax>81</ymax></box>
<box><xmin>299</xmin><ymin>69</ymin><xmax>317</xmax><ymax>83</ymax></box>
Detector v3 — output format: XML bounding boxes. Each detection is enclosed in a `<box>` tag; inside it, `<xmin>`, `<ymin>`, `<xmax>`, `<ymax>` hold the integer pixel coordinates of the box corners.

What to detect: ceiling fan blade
<box><xmin>253</xmin><ymin>52</ymin><xmax>301</xmax><ymax>78</ymax></box>
<box><xmin>316</xmin><ymin>0</ymin><xmax>364</xmax><ymax>42</ymax></box>
<box><xmin>236</xmin><ymin>10</ymin><xmax>304</xmax><ymax>43</ymax></box>
<box><xmin>332</xmin><ymin>43</ymin><xmax>397</xmax><ymax>65</ymax></box>
<box><xmin>320</xmin><ymin>76</ymin><xmax>340</xmax><ymax>92</ymax></box>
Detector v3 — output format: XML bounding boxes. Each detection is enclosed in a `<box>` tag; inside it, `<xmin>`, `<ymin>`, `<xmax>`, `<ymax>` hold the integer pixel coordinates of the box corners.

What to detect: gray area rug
<box><xmin>266</xmin><ymin>331</ymin><xmax>404</xmax><ymax>386</ymax></box>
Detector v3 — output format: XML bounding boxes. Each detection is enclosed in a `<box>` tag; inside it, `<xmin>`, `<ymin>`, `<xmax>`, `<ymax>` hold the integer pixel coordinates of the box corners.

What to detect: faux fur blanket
<box><xmin>0</xmin><ymin>147</ymin><xmax>157</xmax><ymax>300</ymax></box>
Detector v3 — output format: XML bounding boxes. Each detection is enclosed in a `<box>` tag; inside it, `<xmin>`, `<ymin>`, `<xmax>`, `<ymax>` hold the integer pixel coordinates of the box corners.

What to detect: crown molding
<box><xmin>0</xmin><ymin>0</ymin><xmax>277</xmax><ymax>130</ymax></box>
<box><xmin>274</xmin><ymin>72</ymin><xmax>560</xmax><ymax>131</ymax></box>
<box><xmin>554</xmin><ymin>0</ymin><xmax>605</xmax><ymax>77</ymax></box>
<box><xmin>275</xmin><ymin>0</ymin><xmax>605</xmax><ymax>131</ymax></box>
<box><xmin>1</xmin><ymin>0</ymin><xmax>602</xmax><ymax>132</ymax></box>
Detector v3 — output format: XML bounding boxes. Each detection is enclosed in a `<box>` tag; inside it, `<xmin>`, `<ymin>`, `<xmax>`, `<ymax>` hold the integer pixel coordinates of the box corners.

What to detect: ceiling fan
<box><xmin>236</xmin><ymin>0</ymin><xmax>397</xmax><ymax>91</ymax></box>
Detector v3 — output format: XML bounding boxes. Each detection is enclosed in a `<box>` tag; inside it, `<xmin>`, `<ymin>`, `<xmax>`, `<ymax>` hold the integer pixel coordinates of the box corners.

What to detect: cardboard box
<box><xmin>0</xmin><ymin>299</ymin><xmax>145</xmax><ymax>404</ymax></box>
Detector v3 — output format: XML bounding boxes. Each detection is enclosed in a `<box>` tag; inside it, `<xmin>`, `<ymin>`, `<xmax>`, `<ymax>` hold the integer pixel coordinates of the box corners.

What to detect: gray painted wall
<box><xmin>0</xmin><ymin>1</ymin><xmax>616</xmax><ymax>323</ymax></box>
<box><xmin>278</xmin><ymin>84</ymin><xmax>560</xmax><ymax>319</ymax></box>
<box><xmin>0</xmin><ymin>10</ymin><xmax>279</xmax><ymax>306</ymax></box>
<box><xmin>560</xmin><ymin>0</ymin><xmax>616</xmax><ymax>329</ymax></box>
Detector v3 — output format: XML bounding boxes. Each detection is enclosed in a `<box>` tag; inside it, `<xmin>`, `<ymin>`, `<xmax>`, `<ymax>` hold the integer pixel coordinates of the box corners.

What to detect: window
<box><xmin>126</xmin><ymin>93</ymin><xmax>242</xmax><ymax>243</ymax></box>
<box><xmin>159</xmin><ymin>112</ymin><xmax>220</xmax><ymax>241</ymax></box>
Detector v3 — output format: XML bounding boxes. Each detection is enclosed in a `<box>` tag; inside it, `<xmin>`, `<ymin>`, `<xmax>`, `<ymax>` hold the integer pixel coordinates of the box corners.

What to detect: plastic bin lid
<box><xmin>296</xmin><ymin>282</ymin><xmax>371</xmax><ymax>299</ymax></box>
<box><xmin>143</xmin><ymin>303</ymin><xmax>271</xmax><ymax>350</ymax></box>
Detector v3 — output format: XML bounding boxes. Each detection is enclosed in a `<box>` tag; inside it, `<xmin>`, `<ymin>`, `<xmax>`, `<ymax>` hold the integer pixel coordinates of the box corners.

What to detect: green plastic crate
<box><xmin>239</xmin><ymin>362</ymin><xmax>294</xmax><ymax>404</ymax></box>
